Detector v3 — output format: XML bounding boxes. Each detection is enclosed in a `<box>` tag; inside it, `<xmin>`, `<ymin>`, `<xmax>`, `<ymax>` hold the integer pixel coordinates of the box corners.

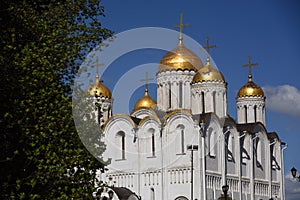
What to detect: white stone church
<box><xmin>87</xmin><ymin>30</ymin><xmax>285</xmax><ymax>200</ymax></box>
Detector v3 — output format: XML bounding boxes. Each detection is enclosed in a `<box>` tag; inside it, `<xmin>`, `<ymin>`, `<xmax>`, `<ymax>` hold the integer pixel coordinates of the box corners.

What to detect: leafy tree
<box><xmin>0</xmin><ymin>0</ymin><xmax>113</xmax><ymax>199</ymax></box>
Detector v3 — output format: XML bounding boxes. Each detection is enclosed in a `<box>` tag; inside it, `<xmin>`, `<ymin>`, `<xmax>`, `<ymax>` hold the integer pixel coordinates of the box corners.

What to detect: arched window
<box><xmin>241</xmin><ymin>137</ymin><xmax>250</xmax><ymax>165</ymax></box>
<box><xmin>256</xmin><ymin>138</ymin><xmax>262</xmax><ymax>166</ymax></box>
<box><xmin>262</xmin><ymin>105</ymin><xmax>265</xmax><ymax>118</ymax></box>
<box><xmin>150</xmin><ymin>187</ymin><xmax>155</xmax><ymax>200</ymax></box>
<box><xmin>146</xmin><ymin>128</ymin><xmax>155</xmax><ymax>157</ymax></box>
<box><xmin>227</xmin><ymin>134</ymin><xmax>234</xmax><ymax>162</ymax></box>
<box><xmin>223</xmin><ymin>92</ymin><xmax>226</xmax><ymax>115</ymax></box>
<box><xmin>209</xmin><ymin>129</ymin><xmax>216</xmax><ymax>157</ymax></box>
<box><xmin>96</xmin><ymin>104</ymin><xmax>101</xmax><ymax>125</ymax></box>
<box><xmin>151</xmin><ymin>130</ymin><xmax>155</xmax><ymax>157</ymax></box>
<box><xmin>116</xmin><ymin>131</ymin><xmax>125</xmax><ymax>160</ymax></box>
<box><xmin>179</xmin><ymin>82</ymin><xmax>183</xmax><ymax>108</ymax></box>
<box><xmin>168</xmin><ymin>82</ymin><xmax>172</xmax><ymax>109</ymax></box>
<box><xmin>181</xmin><ymin>129</ymin><xmax>184</xmax><ymax>154</ymax></box>
<box><xmin>176</xmin><ymin>125</ymin><xmax>185</xmax><ymax>154</ymax></box>
<box><xmin>201</xmin><ymin>91</ymin><xmax>205</xmax><ymax>114</ymax></box>
<box><xmin>254</xmin><ymin>105</ymin><xmax>257</xmax><ymax>122</ymax></box>
<box><xmin>212</xmin><ymin>91</ymin><xmax>216</xmax><ymax>113</ymax></box>
<box><xmin>271</xmin><ymin>144</ymin><xmax>275</xmax><ymax>169</ymax></box>
<box><xmin>271</xmin><ymin>144</ymin><xmax>280</xmax><ymax>170</ymax></box>
<box><xmin>244</xmin><ymin>105</ymin><xmax>248</xmax><ymax>123</ymax></box>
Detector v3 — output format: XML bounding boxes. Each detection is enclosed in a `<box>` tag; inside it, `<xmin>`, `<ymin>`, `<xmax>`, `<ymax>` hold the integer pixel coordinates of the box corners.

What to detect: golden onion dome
<box><xmin>192</xmin><ymin>57</ymin><xmax>225</xmax><ymax>83</ymax></box>
<box><xmin>158</xmin><ymin>43</ymin><xmax>203</xmax><ymax>73</ymax></box>
<box><xmin>237</xmin><ymin>75</ymin><xmax>264</xmax><ymax>97</ymax></box>
<box><xmin>133</xmin><ymin>88</ymin><xmax>157</xmax><ymax>111</ymax></box>
<box><xmin>86</xmin><ymin>75</ymin><xmax>112</xmax><ymax>98</ymax></box>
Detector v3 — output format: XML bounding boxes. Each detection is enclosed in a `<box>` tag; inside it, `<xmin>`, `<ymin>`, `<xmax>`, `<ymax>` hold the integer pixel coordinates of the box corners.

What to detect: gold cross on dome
<box><xmin>140</xmin><ymin>72</ymin><xmax>154</xmax><ymax>91</ymax></box>
<box><xmin>95</xmin><ymin>55</ymin><xmax>105</xmax><ymax>81</ymax></box>
<box><xmin>242</xmin><ymin>56</ymin><xmax>258</xmax><ymax>76</ymax></box>
<box><xmin>200</xmin><ymin>37</ymin><xmax>217</xmax><ymax>64</ymax></box>
<box><xmin>204</xmin><ymin>37</ymin><xmax>217</xmax><ymax>55</ymax></box>
<box><xmin>174</xmin><ymin>13</ymin><xmax>189</xmax><ymax>43</ymax></box>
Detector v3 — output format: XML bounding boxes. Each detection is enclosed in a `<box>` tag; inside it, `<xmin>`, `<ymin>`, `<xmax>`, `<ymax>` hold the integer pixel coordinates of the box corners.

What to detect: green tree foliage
<box><xmin>0</xmin><ymin>0</ymin><xmax>113</xmax><ymax>199</ymax></box>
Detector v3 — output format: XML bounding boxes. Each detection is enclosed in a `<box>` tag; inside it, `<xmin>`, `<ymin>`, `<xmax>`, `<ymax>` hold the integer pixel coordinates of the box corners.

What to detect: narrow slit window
<box><xmin>179</xmin><ymin>82</ymin><xmax>183</xmax><ymax>108</ymax></box>
<box><xmin>254</xmin><ymin>105</ymin><xmax>257</xmax><ymax>122</ymax></box>
<box><xmin>227</xmin><ymin>134</ymin><xmax>234</xmax><ymax>161</ymax></box>
<box><xmin>152</xmin><ymin>132</ymin><xmax>155</xmax><ymax>156</ymax></box>
<box><xmin>212</xmin><ymin>91</ymin><xmax>216</xmax><ymax>113</ymax></box>
<box><xmin>168</xmin><ymin>82</ymin><xmax>171</xmax><ymax>109</ymax></box>
<box><xmin>150</xmin><ymin>188</ymin><xmax>155</xmax><ymax>200</ymax></box>
<box><xmin>244</xmin><ymin>105</ymin><xmax>248</xmax><ymax>123</ymax></box>
<box><xmin>121</xmin><ymin>133</ymin><xmax>125</xmax><ymax>159</ymax></box>
<box><xmin>256</xmin><ymin>138</ymin><xmax>262</xmax><ymax>165</ymax></box>
<box><xmin>209</xmin><ymin>130</ymin><xmax>216</xmax><ymax>157</ymax></box>
<box><xmin>116</xmin><ymin>131</ymin><xmax>126</xmax><ymax>160</ymax></box>
<box><xmin>201</xmin><ymin>91</ymin><xmax>205</xmax><ymax>114</ymax></box>
<box><xmin>181</xmin><ymin>129</ymin><xmax>185</xmax><ymax>154</ymax></box>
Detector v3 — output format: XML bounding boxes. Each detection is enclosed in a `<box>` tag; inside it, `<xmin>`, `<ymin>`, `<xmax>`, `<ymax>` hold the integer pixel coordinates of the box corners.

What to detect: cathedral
<box><xmin>86</xmin><ymin>16</ymin><xmax>286</xmax><ymax>200</ymax></box>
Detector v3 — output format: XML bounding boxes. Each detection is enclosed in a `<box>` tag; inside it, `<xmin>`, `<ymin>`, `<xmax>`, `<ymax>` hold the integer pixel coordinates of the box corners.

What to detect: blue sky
<box><xmin>95</xmin><ymin>0</ymin><xmax>300</xmax><ymax>198</ymax></box>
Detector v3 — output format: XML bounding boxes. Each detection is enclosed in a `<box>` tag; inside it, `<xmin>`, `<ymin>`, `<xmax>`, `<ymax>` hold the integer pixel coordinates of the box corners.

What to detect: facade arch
<box><xmin>174</xmin><ymin>196</ymin><xmax>188</xmax><ymax>200</ymax></box>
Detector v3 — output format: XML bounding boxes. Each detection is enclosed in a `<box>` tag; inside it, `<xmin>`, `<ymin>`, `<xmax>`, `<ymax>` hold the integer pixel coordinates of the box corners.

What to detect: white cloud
<box><xmin>285</xmin><ymin>174</ymin><xmax>300</xmax><ymax>200</ymax></box>
<box><xmin>263</xmin><ymin>85</ymin><xmax>300</xmax><ymax>118</ymax></box>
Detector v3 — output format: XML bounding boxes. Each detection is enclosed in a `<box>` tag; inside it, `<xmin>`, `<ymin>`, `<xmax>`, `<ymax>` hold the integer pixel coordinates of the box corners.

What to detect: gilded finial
<box><xmin>174</xmin><ymin>13</ymin><xmax>189</xmax><ymax>44</ymax></box>
<box><xmin>140</xmin><ymin>72</ymin><xmax>154</xmax><ymax>95</ymax></box>
<box><xmin>203</xmin><ymin>37</ymin><xmax>217</xmax><ymax>65</ymax></box>
<box><xmin>242</xmin><ymin>56</ymin><xmax>258</xmax><ymax>82</ymax></box>
<box><xmin>95</xmin><ymin>55</ymin><xmax>105</xmax><ymax>82</ymax></box>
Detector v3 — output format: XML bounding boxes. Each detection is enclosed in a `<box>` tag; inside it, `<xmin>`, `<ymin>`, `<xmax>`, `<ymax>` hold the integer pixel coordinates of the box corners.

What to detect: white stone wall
<box><xmin>88</xmin><ymin>96</ymin><xmax>113</xmax><ymax>125</ymax></box>
<box><xmin>191</xmin><ymin>81</ymin><xmax>227</xmax><ymax>119</ymax></box>
<box><xmin>102</xmin><ymin>111</ymin><xmax>283</xmax><ymax>200</ymax></box>
<box><xmin>236</xmin><ymin>96</ymin><xmax>265</xmax><ymax>125</ymax></box>
<box><xmin>156</xmin><ymin>70</ymin><xmax>195</xmax><ymax>111</ymax></box>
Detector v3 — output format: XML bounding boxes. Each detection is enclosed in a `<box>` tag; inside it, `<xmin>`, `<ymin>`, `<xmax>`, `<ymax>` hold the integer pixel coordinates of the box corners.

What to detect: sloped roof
<box><xmin>130</xmin><ymin>116</ymin><xmax>142</xmax><ymax>126</ymax></box>
<box><xmin>224</xmin><ymin>115</ymin><xmax>236</xmax><ymax>126</ymax></box>
<box><xmin>236</xmin><ymin>122</ymin><xmax>268</xmax><ymax>134</ymax></box>
<box><xmin>268</xmin><ymin>131</ymin><xmax>280</xmax><ymax>141</ymax></box>
<box><xmin>192</xmin><ymin>113</ymin><xmax>212</xmax><ymax>124</ymax></box>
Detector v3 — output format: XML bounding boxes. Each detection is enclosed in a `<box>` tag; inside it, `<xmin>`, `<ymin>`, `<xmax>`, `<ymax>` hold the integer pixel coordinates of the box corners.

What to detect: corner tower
<box><xmin>86</xmin><ymin>57</ymin><xmax>113</xmax><ymax>125</ymax></box>
<box><xmin>131</xmin><ymin>72</ymin><xmax>157</xmax><ymax>118</ymax></box>
<box><xmin>236</xmin><ymin>56</ymin><xmax>265</xmax><ymax>125</ymax></box>
<box><xmin>191</xmin><ymin>38</ymin><xmax>227</xmax><ymax>118</ymax></box>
